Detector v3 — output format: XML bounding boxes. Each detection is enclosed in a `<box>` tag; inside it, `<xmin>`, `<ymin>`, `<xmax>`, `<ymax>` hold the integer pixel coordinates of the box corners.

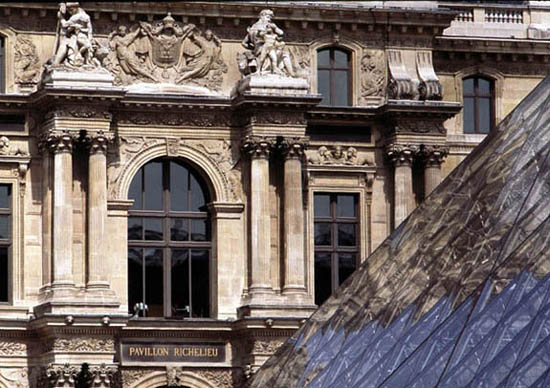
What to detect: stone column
<box><xmin>280</xmin><ymin>139</ymin><xmax>307</xmax><ymax>296</ymax></box>
<box><xmin>242</xmin><ymin>137</ymin><xmax>273</xmax><ymax>295</ymax></box>
<box><xmin>387</xmin><ymin>144</ymin><xmax>416</xmax><ymax>227</ymax></box>
<box><xmin>86</xmin><ymin>132</ymin><xmax>110</xmax><ymax>290</ymax></box>
<box><xmin>423</xmin><ymin>146</ymin><xmax>448</xmax><ymax>197</ymax></box>
<box><xmin>48</xmin><ymin>131</ymin><xmax>75</xmax><ymax>289</ymax></box>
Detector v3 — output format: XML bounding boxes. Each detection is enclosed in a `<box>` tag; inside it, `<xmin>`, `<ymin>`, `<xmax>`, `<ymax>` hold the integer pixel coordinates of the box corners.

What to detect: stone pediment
<box><xmin>103</xmin><ymin>13</ymin><xmax>227</xmax><ymax>94</ymax></box>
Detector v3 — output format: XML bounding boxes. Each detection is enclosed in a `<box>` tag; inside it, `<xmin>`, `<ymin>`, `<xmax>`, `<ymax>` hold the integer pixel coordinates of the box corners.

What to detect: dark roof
<box><xmin>251</xmin><ymin>76</ymin><xmax>550</xmax><ymax>387</ymax></box>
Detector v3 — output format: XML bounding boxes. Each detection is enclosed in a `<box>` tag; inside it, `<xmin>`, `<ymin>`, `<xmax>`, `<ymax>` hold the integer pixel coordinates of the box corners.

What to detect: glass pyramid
<box><xmin>250</xmin><ymin>77</ymin><xmax>550</xmax><ymax>388</ymax></box>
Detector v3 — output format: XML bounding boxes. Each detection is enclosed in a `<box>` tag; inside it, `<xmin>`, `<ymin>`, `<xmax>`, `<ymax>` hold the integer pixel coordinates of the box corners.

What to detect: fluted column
<box><xmin>49</xmin><ymin>131</ymin><xmax>76</xmax><ymax>289</ymax></box>
<box><xmin>86</xmin><ymin>132</ymin><xmax>110</xmax><ymax>289</ymax></box>
<box><xmin>242</xmin><ymin>137</ymin><xmax>274</xmax><ymax>295</ymax></box>
<box><xmin>387</xmin><ymin>144</ymin><xmax>416</xmax><ymax>227</ymax></box>
<box><xmin>423</xmin><ymin>146</ymin><xmax>448</xmax><ymax>197</ymax></box>
<box><xmin>280</xmin><ymin>139</ymin><xmax>307</xmax><ymax>296</ymax></box>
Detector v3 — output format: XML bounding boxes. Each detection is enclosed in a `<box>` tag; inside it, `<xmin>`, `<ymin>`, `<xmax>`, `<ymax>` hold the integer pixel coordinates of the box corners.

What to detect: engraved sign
<box><xmin>121</xmin><ymin>342</ymin><xmax>225</xmax><ymax>364</ymax></box>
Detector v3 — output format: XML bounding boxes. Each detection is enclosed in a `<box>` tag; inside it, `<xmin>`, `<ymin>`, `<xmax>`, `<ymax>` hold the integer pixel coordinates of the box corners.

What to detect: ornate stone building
<box><xmin>0</xmin><ymin>1</ymin><xmax>547</xmax><ymax>387</ymax></box>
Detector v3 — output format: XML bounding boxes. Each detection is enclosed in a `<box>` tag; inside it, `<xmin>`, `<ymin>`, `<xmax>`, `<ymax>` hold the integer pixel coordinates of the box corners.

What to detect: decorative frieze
<box><xmin>307</xmin><ymin>145</ymin><xmax>373</xmax><ymax>166</ymax></box>
<box><xmin>44</xmin><ymin>337</ymin><xmax>115</xmax><ymax>353</ymax></box>
<box><xmin>116</xmin><ymin>110</ymin><xmax>230</xmax><ymax>128</ymax></box>
<box><xmin>251</xmin><ymin>339</ymin><xmax>284</xmax><ymax>355</ymax></box>
<box><xmin>0</xmin><ymin>340</ymin><xmax>27</xmax><ymax>355</ymax></box>
<box><xmin>45</xmin><ymin>106</ymin><xmax>112</xmax><ymax>121</ymax></box>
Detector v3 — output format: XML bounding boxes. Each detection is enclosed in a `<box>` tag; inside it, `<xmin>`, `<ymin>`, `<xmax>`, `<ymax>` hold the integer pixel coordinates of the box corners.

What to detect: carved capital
<box><xmin>43</xmin><ymin>363</ymin><xmax>79</xmax><ymax>388</ymax></box>
<box><xmin>385</xmin><ymin>144</ymin><xmax>418</xmax><ymax>166</ymax></box>
<box><xmin>84</xmin><ymin>131</ymin><xmax>112</xmax><ymax>154</ymax></box>
<box><xmin>421</xmin><ymin>145</ymin><xmax>449</xmax><ymax>167</ymax></box>
<box><xmin>241</xmin><ymin>136</ymin><xmax>274</xmax><ymax>159</ymax></box>
<box><xmin>279</xmin><ymin>138</ymin><xmax>308</xmax><ymax>159</ymax></box>
<box><xmin>44</xmin><ymin>131</ymin><xmax>77</xmax><ymax>154</ymax></box>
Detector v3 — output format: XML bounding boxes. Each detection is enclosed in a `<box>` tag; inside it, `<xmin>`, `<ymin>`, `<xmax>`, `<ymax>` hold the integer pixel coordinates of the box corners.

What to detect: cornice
<box><xmin>435</xmin><ymin>36</ymin><xmax>550</xmax><ymax>55</ymax></box>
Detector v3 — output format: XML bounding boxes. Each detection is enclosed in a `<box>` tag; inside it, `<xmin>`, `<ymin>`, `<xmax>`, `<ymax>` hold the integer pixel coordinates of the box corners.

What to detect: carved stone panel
<box><xmin>360</xmin><ymin>50</ymin><xmax>385</xmax><ymax>103</ymax></box>
<box><xmin>14</xmin><ymin>35</ymin><xmax>41</xmax><ymax>86</ymax></box>
<box><xmin>104</xmin><ymin>14</ymin><xmax>227</xmax><ymax>91</ymax></box>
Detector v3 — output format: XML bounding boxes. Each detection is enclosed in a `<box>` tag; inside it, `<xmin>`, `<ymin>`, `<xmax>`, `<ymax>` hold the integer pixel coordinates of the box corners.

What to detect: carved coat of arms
<box><xmin>105</xmin><ymin>13</ymin><xmax>227</xmax><ymax>91</ymax></box>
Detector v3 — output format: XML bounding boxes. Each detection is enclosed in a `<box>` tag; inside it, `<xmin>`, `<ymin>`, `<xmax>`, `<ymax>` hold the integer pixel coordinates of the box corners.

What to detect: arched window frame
<box><xmin>127</xmin><ymin>158</ymin><xmax>212</xmax><ymax>318</ymax></box>
<box><xmin>315</xmin><ymin>45</ymin><xmax>355</xmax><ymax>106</ymax></box>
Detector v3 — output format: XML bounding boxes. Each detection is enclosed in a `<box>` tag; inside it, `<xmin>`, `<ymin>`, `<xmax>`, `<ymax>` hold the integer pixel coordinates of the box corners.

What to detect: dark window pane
<box><xmin>128</xmin><ymin>171</ymin><xmax>142</xmax><ymax>210</ymax></box>
<box><xmin>128</xmin><ymin>217</ymin><xmax>143</xmax><ymax>240</ymax></box>
<box><xmin>191</xmin><ymin>250</ymin><xmax>209</xmax><ymax>317</ymax></box>
<box><xmin>170</xmin><ymin>162</ymin><xmax>189</xmax><ymax>211</ymax></box>
<box><xmin>315</xmin><ymin>223</ymin><xmax>331</xmax><ymax>246</ymax></box>
<box><xmin>314</xmin><ymin>194</ymin><xmax>331</xmax><ymax>218</ymax></box>
<box><xmin>171</xmin><ymin>218</ymin><xmax>189</xmax><ymax>241</ymax></box>
<box><xmin>0</xmin><ymin>247</ymin><xmax>6</xmax><ymax>302</ymax></box>
<box><xmin>338</xmin><ymin>224</ymin><xmax>356</xmax><ymax>247</ymax></box>
<box><xmin>128</xmin><ymin>248</ymin><xmax>143</xmax><ymax>313</ymax></box>
<box><xmin>337</xmin><ymin>195</ymin><xmax>356</xmax><ymax>217</ymax></box>
<box><xmin>478</xmin><ymin>98</ymin><xmax>492</xmax><ymax>134</ymax></box>
<box><xmin>191</xmin><ymin>219</ymin><xmax>208</xmax><ymax>241</ymax></box>
<box><xmin>315</xmin><ymin>252</ymin><xmax>332</xmax><ymax>305</ymax></box>
<box><xmin>334</xmin><ymin>50</ymin><xmax>349</xmax><ymax>68</ymax></box>
<box><xmin>463</xmin><ymin>78</ymin><xmax>474</xmax><ymax>95</ymax></box>
<box><xmin>190</xmin><ymin>173</ymin><xmax>206</xmax><ymax>211</ymax></box>
<box><xmin>144</xmin><ymin>162</ymin><xmax>163</xmax><ymax>210</ymax></box>
<box><xmin>334</xmin><ymin>70</ymin><xmax>349</xmax><ymax>106</ymax></box>
<box><xmin>0</xmin><ymin>215</ymin><xmax>9</xmax><ymax>239</ymax></box>
<box><xmin>338</xmin><ymin>253</ymin><xmax>356</xmax><ymax>285</ymax></box>
<box><xmin>478</xmin><ymin>78</ymin><xmax>491</xmax><ymax>96</ymax></box>
<box><xmin>171</xmin><ymin>249</ymin><xmax>189</xmax><ymax>317</ymax></box>
<box><xmin>145</xmin><ymin>249</ymin><xmax>163</xmax><ymax>317</ymax></box>
<box><xmin>318</xmin><ymin>69</ymin><xmax>330</xmax><ymax>105</ymax></box>
<box><xmin>463</xmin><ymin>97</ymin><xmax>475</xmax><ymax>134</ymax></box>
<box><xmin>318</xmin><ymin>49</ymin><xmax>330</xmax><ymax>68</ymax></box>
<box><xmin>0</xmin><ymin>185</ymin><xmax>10</xmax><ymax>209</ymax></box>
<box><xmin>144</xmin><ymin>218</ymin><xmax>163</xmax><ymax>241</ymax></box>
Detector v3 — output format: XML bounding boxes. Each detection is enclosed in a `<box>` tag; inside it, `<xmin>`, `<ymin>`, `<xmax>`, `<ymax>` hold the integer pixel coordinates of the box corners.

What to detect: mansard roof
<box><xmin>251</xmin><ymin>76</ymin><xmax>550</xmax><ymax>387</ymax></box>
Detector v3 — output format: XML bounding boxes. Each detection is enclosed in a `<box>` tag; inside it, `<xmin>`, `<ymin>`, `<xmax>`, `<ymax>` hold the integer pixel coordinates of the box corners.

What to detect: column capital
<box><xmin>241</xmin><ymin>136</ymin><xmax>275</xmax><ymax>159</ymax></box>
<box><xmin>421</xmin><ymin>145</ymin><xmax>449</xmax><ymax>167</ymax></box>
<box><xmin>385</xmin><ymin>143</ymin><xmax>418</xmax><ymax>166</ymax></box>
<box><xmin>42</xmin><ymin>130</ymin><xmax>77</xmax><ymax>154</ymax></box>
<box><xmin>278</xmin><ymin>137</ymin><xmax>308</xmax><ymax>160</ymax></box>
<box><xmin>84</xmin><ymin>130</ymin><xmax>113</xmax><ymax>154</ymax></box>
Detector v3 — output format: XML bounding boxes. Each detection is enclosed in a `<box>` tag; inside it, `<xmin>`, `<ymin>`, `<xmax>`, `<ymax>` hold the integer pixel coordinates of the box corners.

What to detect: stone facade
<box><xmin>0</xmin><ymin>1</ymin><xmax>548</xmax><ymax>387</ymax></box>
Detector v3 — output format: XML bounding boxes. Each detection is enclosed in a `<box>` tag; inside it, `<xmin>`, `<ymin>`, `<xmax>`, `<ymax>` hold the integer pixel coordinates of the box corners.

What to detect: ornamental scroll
<box><xmin>104</xmin><ymin>13</ymin><xmax>227</xmax><ymax>90</ymax></box>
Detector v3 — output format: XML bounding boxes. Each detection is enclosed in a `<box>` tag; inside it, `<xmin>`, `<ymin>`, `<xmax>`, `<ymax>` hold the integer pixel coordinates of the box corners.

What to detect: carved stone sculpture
<box><xmin>360</xmin><ymin>50</ymin><xmax>385</xmax><ymax>102</ymax></box>
<box><xmin>51</xmin><ymin>3</ymin><xmax>94</xmax><ymax>67</ymax></box>
<box><xmin>105</xmin><ymin>13</ymin><xmax>227</xmax><ymax>90</ymax></box>
<box><xmin>239</xmin><ymin>9</ymin><xmax>294</xmax><ymax>77</ymax></box>
<box><xmin>308</xmin><ymin>145</ymin><xmax>373</xmax><ymax>166</ymax></box>
<box><xmin>14</xmin><ymin>35</ymin><xmax>41</xmax><ymax>85</ymax></box>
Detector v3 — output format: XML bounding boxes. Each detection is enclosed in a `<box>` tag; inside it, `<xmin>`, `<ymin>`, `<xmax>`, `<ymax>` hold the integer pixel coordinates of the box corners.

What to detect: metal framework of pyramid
<box><xmin>251</xmin><ymin>77</ymin><xmax>550</xmax><ymax>388</ymax></box>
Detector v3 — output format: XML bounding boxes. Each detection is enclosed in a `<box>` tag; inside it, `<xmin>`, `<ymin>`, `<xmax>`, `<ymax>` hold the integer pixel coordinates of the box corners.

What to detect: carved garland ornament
<box><xmin>46</xmin><ymin>337</ymin><xmax>115</xmax><ymax>352</ymax></box>
<box><xmin>0</xmin><ymin>340</ymin><xmax>27</xmax><ymax>355</ymax></box>
<box><xmin>104</xmin><ymin>13</ymin><xmax>227</xmax><ymax>90</ymax></box>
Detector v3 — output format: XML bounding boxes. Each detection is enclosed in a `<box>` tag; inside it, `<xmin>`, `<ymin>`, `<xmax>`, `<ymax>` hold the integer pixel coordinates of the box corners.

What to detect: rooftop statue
<box><xmin>51</xmin><ymin>2</ymin><xmax>95</xmax><ymax>67</ymax></box>
<box><xmin>239</xmin><ymin>9</ymin><xmax>294</xmax><ymax>77</ymax></box>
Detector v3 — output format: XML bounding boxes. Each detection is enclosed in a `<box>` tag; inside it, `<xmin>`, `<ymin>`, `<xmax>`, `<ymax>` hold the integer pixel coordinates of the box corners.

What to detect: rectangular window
<box><xmin>314</xmin><ymin>193</ymin><xmax>359</xmax><ymax>305</ymax></box>
<box><xmin>0</xmin><ymin>184</ymin><xmax>11</xmax><ymax>303</ymax></box>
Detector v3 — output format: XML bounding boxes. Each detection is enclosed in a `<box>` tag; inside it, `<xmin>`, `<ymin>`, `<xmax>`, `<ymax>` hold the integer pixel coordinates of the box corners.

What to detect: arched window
<box><xmin>463</xmin><ymin>76</ymin><xmax>494</xmax><ymax>134</ymax></box>
<box><xmin>317</xmin><ymin>47</ymin><xmax>351</xmax><ymax>106</ymax></box>
<box><xmin>127</xmin><ymin>159</ymin><xmax>211</xmax><ymax>318</ymax></box>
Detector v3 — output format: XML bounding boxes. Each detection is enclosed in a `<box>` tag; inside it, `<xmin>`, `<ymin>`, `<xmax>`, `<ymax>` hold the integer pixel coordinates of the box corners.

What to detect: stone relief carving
<box><xmin>45</xmin><ymin>105</ymin><xmax>112</xmax><ymax>121</ymax></box>
<box><xmin>238</xmin><ymin>9</ymin><xmax>294</xmax><ymax>77</ymax></box>
<box><xmin>116</xmin><ymin>110</ymin><xmax>230</xmax><ymax>128</ymax></box>
<box><xmin>104</xmin><ymin>13</ymin><xmax>227</xmax><ymax>90</ymax></box>
<box><xmin>45</xmin><ymin>337</ymin><xmax>115</xmax><ymax>352</ymax></box>
<box><xmin>393</xmin><ymin>120</ymin><xmax>447</xmax><ymax>135</ymax></box>
<box><xmin>360</xmin><ymin>50</ymin><xmax>385</xmax><ymax>101</ymax></box>
<box><xmin>0</xmin><ymin>340</ymin><xmax>27</xmax><ymax>355</ymax></box>
<box><xmin>252</xmin><ymin>339</ymin><xmax>284</xmax><ymax>354</ymax></box>
<box><xmin>14</xmin><ymin>35</ymin><xmax>41</xmax><ymax>85</ymax></box>
<box><xmin>43</xmin><ymin>363</ymin><xmax>79</xmax><ymax>388</ymax></box>
<box><xmin>307</xmin><ymin>145</ymin><xmax>373</xmax><ymax>166</ymax></box>
<box><xmin>196</xmin><ymin>369</ymin><xmax>235</xmax><ymax>388</ymax></box>
<box><xmin>0</xmin><ymin>367</ymin><xmax>29</xmax><ymax>388</ymax></box>
<box><xmin>385</xmin><ymin>143</ymin><xmax>419</xmax><ymax>166</ymax></box>
<box><xmin>289</xmin><ymin>45</ymin><xmax>311</xmax><ymax>80</ymax></box>
<box><xmin>121</xmin><ymin>368</ymin><xmax>157</xmax><ymax>387</ymax></box>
